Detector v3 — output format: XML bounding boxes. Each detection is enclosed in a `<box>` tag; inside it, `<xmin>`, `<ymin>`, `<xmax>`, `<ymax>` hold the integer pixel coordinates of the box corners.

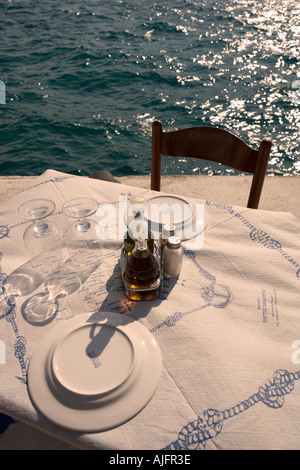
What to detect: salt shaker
<box><xmin>163</xmin><ymin>236</ymin><xmax>182</xmax><ymax>278</ymax></box>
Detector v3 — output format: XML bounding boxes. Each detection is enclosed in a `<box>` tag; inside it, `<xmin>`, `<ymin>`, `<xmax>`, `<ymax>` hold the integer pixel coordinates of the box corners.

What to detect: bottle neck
<box><xmin>135</xmin><ymin>238</ymin><xmax>148</xmax><ymax>251</ymax></box>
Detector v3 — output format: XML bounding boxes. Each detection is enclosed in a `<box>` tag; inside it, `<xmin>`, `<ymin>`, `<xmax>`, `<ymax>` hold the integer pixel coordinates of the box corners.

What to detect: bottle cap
<box><xmin>167</xmin><ymin>236</ymin><xmax>181</xmax><ymax>249</ymax></box>
<box><xmin>130</xmin><ymin>196</ymin><xmax>145</xmax><ymax>205</ymax></box>
<box><xmin>162</xmin><ymin>223</ymin><xmax>175</xmax><ymax>239</ymax></box>
<box><xmin>129</xmin><ymin>196</ymin><xmax>146</xmax><ymax>219</ymax></box>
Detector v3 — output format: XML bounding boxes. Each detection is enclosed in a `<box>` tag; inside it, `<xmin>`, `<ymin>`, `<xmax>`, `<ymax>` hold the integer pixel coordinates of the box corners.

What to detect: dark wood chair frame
<box><xmin>151</xmin><ymin>120</ymin><xmax>272</xmax><ymax>209</ymax></box>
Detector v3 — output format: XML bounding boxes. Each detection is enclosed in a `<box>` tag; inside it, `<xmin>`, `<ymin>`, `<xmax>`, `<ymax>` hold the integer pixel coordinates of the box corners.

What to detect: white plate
<box><xmin>27</xmin><ymin>311</ymin><xmax>161</xmax><ymax>432</ymax></box>
<box><xmin>145</xmin><ymin>196</ymin><xmax>208</xmax><ymax>242</ymax></box>
<box><xmin>145</xmin><ymin>195</ymin><xmax>193</xmax><ymax>227</ymax></box>
<box><xmin>180</xmin><ymin>203</ymin><xmax>208</xmax><ymax>242</ymax></box>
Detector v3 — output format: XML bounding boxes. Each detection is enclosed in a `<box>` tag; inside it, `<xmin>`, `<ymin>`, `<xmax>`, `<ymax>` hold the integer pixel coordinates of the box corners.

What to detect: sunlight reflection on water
<box><xmin>0</xmin><ymin>0</ymin><xmax>299</xmax><ymax>176</ymax></box>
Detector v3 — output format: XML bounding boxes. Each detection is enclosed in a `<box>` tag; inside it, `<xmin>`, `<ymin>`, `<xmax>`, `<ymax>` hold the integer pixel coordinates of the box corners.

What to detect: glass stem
<box><xmin>34</xmin><ymin>219</ymin><xmax>48</xmax><ymax>234</ymax></box>
<box><xmin>76</xmin><ymin>218</ymin><xmax>90</xmax><ymax>232</ymax></box>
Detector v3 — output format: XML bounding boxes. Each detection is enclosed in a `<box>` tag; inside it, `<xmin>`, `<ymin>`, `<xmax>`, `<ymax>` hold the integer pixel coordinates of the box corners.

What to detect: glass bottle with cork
<box><xmin>123</xmin><ymin>196</ymin><xmax>154</xmax><ymax>257</ymax></box>
<box><xmin>122</xmin><ymin>211</ymin><xmax>161</xmax><ymax>301</ymax></box>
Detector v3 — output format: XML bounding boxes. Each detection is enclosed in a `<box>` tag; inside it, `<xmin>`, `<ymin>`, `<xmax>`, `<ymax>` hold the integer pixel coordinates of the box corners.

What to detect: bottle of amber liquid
<box><xmin>123</xmin><ymin>196</ymin><xmax>154</xmax><ymax>257</ymax></box>
<box><xmin>123</xmin><ymin>237</ymin><xmax>160</xmax><ymax>301</ymax></box>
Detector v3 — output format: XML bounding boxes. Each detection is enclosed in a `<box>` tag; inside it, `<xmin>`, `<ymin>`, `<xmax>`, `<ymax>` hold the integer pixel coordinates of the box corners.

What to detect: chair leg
<box><xmin>151</xmin><ymin>121</ymin><xmax>163</xmax><ymax>191</ymax></box>
<box><xmin>247</xmin><ymin>138</ymin><xmax>272</xmax><ymax>209</ymax></box>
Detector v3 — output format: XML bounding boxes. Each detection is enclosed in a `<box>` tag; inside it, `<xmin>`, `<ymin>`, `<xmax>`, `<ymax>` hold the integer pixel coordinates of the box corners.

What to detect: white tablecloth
<box><xmin>0</xmin><ymin>169</ymin><xmax>300</xmax><ymax>450</ymax></box>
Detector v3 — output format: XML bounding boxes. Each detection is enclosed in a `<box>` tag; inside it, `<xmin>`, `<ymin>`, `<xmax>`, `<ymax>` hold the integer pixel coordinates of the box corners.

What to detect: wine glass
<box><xmin>18</xmin><ymin>199</ymin><xmax>65</xmax><ymax>275</ymax></box>
<box><xmin>62</xmin><ymin>197</ymin><xmax>102</xmax><ymax>271</ymax></box>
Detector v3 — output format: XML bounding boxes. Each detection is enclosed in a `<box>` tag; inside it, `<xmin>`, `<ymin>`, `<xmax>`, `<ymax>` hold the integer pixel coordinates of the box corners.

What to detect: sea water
<box><xmin>0</xmin><ymin>0</ymin><xmax>299</xmax><ymax>177</ymax></box>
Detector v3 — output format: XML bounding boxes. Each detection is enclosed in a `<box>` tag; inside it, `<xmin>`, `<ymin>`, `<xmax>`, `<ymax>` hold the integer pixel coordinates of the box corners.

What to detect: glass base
<box><xmin>120</xmin><ymin>248</ymin><xmax>163</xmax><ymax>301</ymax></box>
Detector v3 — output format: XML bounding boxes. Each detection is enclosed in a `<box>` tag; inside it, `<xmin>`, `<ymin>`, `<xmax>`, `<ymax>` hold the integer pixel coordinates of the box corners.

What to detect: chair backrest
<box><xmin>151</xmin><ymin>120</ymin><xmax>272</xmax><ymax>209</ymax></box>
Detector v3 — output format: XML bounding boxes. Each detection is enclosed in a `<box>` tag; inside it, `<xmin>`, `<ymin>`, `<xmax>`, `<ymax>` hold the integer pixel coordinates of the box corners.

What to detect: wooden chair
<box><xmin>151</xmin><ymin>120</ymin><xmax>272</xmax><ymax>209</ymax></box>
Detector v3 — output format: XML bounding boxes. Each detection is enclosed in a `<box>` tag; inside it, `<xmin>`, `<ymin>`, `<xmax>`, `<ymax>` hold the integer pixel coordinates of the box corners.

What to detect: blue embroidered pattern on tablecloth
<box><xmin>0</xmin><ymin>252</ymin><xmax>27</xmax><ymax>383</ymax></box>
<box><xmin>150</xmin><ymin>247</ymin><xmax>233</xmax><ymax>333</ymax></box>
<box><xmin>0</xmin><ymin>225</ymin><xmax>10</xmax><ymax>239</ymax></box>
<box><xmin>163</xmin><ymin>368</ymin><xmax>300</xmax><ymax>450</ymax></box>
<box><xmin>206</xmin><ymin>201</ymin><xmax>300</xmax><ymax>279</ymax></box>
<box><xmin>19</xmin><ymin>175</ymin><xmax>75</xmax><ymax>194</ymax></box>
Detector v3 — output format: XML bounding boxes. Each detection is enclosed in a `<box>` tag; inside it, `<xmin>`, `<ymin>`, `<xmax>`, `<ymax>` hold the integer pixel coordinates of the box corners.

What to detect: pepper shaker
<box><xmin>159</xmin><ymin>223</ymin><xmax>176</xmax><ymax>259</ymax></box>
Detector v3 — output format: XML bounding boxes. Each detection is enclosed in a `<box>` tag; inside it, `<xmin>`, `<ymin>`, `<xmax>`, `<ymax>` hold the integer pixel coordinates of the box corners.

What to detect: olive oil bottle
<box><xmin>123</xmin><ymin>196</ymin><xmax>154</xmax><ymax>257</ymax></box>
<box><xmin>123</xmin><ymin>238</ymin><xmax>161</xmax><ymax>301</ymax></box>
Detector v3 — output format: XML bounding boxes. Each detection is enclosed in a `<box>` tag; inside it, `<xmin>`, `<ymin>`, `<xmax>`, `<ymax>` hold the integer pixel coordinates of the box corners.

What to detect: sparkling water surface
<box><xmin>0</xmin><ymin>0</ymin><xmax>299</xmax><ymax>177</ymax></box>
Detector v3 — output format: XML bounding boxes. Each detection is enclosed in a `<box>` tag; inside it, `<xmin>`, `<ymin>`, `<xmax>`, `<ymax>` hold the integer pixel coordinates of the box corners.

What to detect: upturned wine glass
<box><xmin>18</xmin><ymin>199</ymin><xmax>65</xmax><ymax>275</ymax></box>
<box><xmin>62</xmin><ymin>197</ymin><xmax>102</xmax><ymax>271</ymax></box>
